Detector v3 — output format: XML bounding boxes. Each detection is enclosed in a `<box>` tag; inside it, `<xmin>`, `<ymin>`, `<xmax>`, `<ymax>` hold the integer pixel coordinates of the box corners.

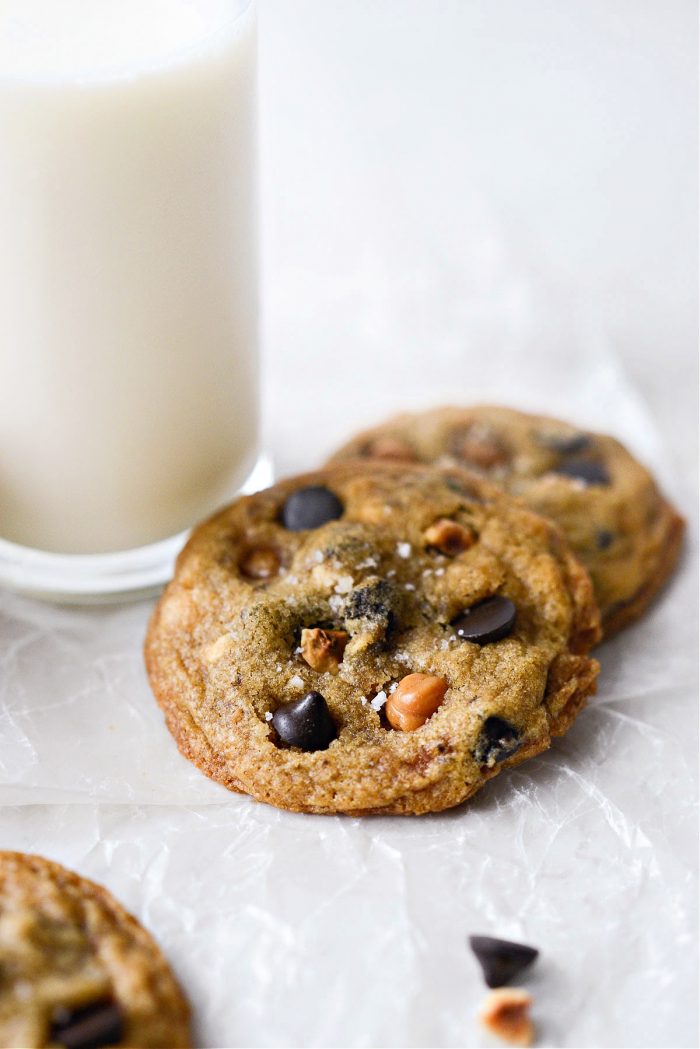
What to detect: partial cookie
<box><xmin>0</xmin><ymin>852</ymin><xmax>191</xmax><ymax>1049</ymax></box>
<box><xmin>145</xmin><ymin>463</ymin><xmax>600</xmax><ymax>815</ymax></box>
<box><xmin>328</xmin><ymin>405</ymin><xmax>685</xmax><ymax>636</ymax></box>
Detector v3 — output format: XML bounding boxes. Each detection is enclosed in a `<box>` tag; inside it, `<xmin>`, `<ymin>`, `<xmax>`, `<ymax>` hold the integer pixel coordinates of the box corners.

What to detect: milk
<box><xmin>0</xmin><ymin>0</ymin><xmax>258</xmax><ymax>554</ymax></box>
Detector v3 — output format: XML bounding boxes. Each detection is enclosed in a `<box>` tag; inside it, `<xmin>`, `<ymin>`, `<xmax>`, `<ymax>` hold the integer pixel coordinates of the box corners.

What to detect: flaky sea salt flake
<box><xmin>370</xmin><ymin>691</ymin><xmax>388</xmax><ymax>711</ymax></box>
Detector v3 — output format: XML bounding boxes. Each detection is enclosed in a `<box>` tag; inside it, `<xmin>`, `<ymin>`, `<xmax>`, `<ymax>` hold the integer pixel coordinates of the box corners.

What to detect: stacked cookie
<box><xmin>0</xmin><ymin>852</ymin><xmax>191</xmax><ymax>1049</ymax></box>
<box><xmin>145</xmin><ymin>406</ymin><xmax>684</xmax><ymax>817</ymax></box>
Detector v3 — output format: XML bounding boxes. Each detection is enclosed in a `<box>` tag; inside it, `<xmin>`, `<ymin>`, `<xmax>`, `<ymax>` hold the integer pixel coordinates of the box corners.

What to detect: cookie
<box><xmin>328</xmin><ymin>406</ymin><xmax>685</xmax><ymax>636</ymax></box>
<box><xmin>145</xmin><ymin>463</ymin><xmax>600</xmax><ymax>815</ymax></box>
<box><xmin>0</xmin><ymin>852</ymin><xmax>191</xmax><ymax>1049</ymax></box>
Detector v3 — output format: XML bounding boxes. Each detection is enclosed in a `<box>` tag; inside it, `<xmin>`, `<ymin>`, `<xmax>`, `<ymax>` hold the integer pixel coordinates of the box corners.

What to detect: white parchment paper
<box><xmin>0</xmin><ymin>180</ymin><xmax>696</xmax><ymax>1047</ymax></box>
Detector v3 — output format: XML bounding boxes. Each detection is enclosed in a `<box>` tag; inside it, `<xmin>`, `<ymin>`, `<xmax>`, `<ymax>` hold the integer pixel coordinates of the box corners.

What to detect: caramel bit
<box><xmin>478</xmin><ymin>988</ymin><xmax>534</xmax><ymax>1047</ymax></box>
<box><xmin>300</xmin><ymin>628</ymin><xmax>349</xmax><ymax>675</ymax></box>
<box><xmin>385</xmin><ymin>673</ymin><xmax>448</xmax><ymax>731</ymax></box>
<box><xmin>239</xmin><ymin>546</ymin><xmax>280</xmax><ymax>580</ymax></box>
<box><xmin>366</xmin><ymin>435</ymin><xmax>416</xmax><ymax>461</ymax></box>
<box><xmin>423</xmin><ymin>518</ymin><xmax>476</xmax><ymax>556</ymax></box>
<box><xmin>457</xmin><ymin>429</ymin><xmax>508</xmax><ymax>469</ymax></box>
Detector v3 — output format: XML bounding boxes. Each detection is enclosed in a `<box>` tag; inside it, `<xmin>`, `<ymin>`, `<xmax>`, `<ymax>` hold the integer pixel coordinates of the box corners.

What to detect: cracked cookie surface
<box><xmin>329</xmin><ymin>406</ymin><xmax>685</xmax><ymax>636</ymax></box>
<box><xmin>146</xmin><ymin>464</ymin><xmax>600</xmax><ymax>815</ymax></box>
<box><xmin>0</xmin><ymin>852</ymin><xmax>191</xmax><ymax>1049</ymax></box>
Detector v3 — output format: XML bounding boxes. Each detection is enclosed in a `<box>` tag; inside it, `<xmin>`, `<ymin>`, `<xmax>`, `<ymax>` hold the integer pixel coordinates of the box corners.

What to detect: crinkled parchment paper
<box><xmin>0</xmin><ymin>185</ymin><xmax>696</xmax><ymax>1046</ymax></box>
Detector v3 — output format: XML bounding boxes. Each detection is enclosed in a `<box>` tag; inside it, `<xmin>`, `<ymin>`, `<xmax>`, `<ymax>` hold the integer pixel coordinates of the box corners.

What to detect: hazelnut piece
<box><xmin>454</xmin><ymin>428</ymin><xmax>508</xmax><ymax>469</ymax></box>
<box><xmin>385</xmin><ymin>673</ymin><xmax>448</xmax><ymax>731</ymax></box>
<box><xmin>300</xmin><ymin>628</ymin><xmax>349</xmax><ymax>675</ymax></box>
<box><xmin>239</xmin><ymin>546</ymin><xmax>280</xmax><ymax>580</ymax></box>
<box><xmin>478</xmin><ymin>988</ymin><xmax>534</xmax><ymax>1047</ymax></box>
<box><xmin>423</xmin><ymin>518</ymin><xmax>476</xmax><ymax>556</ymax></box>
<box><xmin>366</xmin><ymin>435</ymin><xmax>416</xmax><ymax>461</ymax></box>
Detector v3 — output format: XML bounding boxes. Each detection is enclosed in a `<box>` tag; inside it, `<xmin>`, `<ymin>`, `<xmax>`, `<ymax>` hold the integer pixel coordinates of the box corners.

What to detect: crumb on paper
<box><xmin>478</xmin><ymin>988</ymin><xmax>534</xmax><ymax>1047</ymax></box>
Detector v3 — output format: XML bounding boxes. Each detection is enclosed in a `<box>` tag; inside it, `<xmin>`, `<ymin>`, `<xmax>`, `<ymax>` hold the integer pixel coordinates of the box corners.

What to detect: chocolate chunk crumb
<box><xmin>469</xmin><ymin>935</ymin><xmax>538</xmax><ymax>987</ymax></box>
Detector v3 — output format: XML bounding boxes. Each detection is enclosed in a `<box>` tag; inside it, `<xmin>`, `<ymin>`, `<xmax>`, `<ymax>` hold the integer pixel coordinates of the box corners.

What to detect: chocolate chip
<box><xmin>469</xmin><ymin>935</ymin><xmax>539</xmax><ymax>988</ymax></box>
<box><xmin>473</xmin><ymin>716</ymin><xmax>520</xmax><ymax>766</ymax></box>
<box><xmin>50</xmin><ymin>999</ymin><xmax>123</xmax><ymax>1049</ymax></box>
<box><xmin>272</xmin><ymin>691</ymin><xmax>337</xmax><ymax>751</ymax></box>
<box><xmin>281</xmin><ymin>486</ymin><xmax>343</xmax><ymax>531</ymax></box>
<box><xmin>538</xmin><ymin>431</ymin><xmax>591</xmax><ymax>455</ymax></box>
<box><xmin>553</xmin><ymin>460</ymin><xmax>610</xmax><ymax>486</ymax></box>
<box><xmin>453</xmin><ymin>596</ymin><xmax>516</xmax><ymax>645</ymax></box>
<box><xmin>596</xmin><ymin>528</ymin><xmax>614</xmax><ymax>550</ymax></box>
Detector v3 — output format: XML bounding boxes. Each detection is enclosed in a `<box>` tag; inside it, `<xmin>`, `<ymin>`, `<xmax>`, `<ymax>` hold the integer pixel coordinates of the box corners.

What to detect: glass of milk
<box><xmin>0</xmin><ymin>0</ymin><xmax>265</xmax><ymax>600</ymax></box>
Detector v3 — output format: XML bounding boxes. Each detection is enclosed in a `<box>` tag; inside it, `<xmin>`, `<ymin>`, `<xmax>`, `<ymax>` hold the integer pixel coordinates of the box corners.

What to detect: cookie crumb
<box><xmin>478</xmin><ymin>988</ymin><xmax>534</xmax><ymax>1047</ymax></box>
<box><xmin>288</xmin><ymin>675</ymin><xmax>304</xmax><ymax>689</ymax></box>
<box><xmin>397</xmin><ymin>542</ymin><xmax>411</xmax><ymax>558</ymax></box>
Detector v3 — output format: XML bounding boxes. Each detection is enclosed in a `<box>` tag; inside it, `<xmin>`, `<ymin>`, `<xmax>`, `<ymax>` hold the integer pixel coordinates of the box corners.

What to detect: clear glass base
<box><xmin>0</xmin><ymin>453</ymin><xmax>273</xmax><ymax>604</ymax></box>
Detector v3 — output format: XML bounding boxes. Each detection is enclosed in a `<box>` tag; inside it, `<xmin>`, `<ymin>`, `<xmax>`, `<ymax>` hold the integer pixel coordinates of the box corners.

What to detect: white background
<box><xmin>1</xmin><ymin>3</ymin><xmax>697</xmax><ymax>1048</ymax></box>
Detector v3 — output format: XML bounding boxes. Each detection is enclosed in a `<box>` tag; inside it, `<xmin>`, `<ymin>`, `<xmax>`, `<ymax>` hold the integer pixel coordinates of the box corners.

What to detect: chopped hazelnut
<box><xmin>423</xmin><ymin>518</ymin><xmax>476</xmax><ymax>556</ymax></box>
<box><xmin>385</xmin><ymin>673</ymin><xmax>448</xmax><ymax>731</ymax></box>
<box><xmin>203</xmin><ymin>634</ymin><xmax>233</xmax><ymax>663</ymax></box>
<box><xmin>457</xmin><ymin>429</ymin><xmax>508</xmax><ymax>469</ymax></box>
<box><xmin>300</xmin><ymin>628</ymin><xmax>349</xmax><ymax>674</ymax></box>
<box><xmin>366</xmin><ymin>435</ymin><xmax>416</xmax><ymax>461</ymax></box>
<box><xmin>239</xmin><ymin>546</ymin><xmax>280</xmax><ymax>580</ymax></box>
<box><xmin>478</xmin><ymin>988</ymin><xmax>534</xmax><ymax>1047</ymax></box>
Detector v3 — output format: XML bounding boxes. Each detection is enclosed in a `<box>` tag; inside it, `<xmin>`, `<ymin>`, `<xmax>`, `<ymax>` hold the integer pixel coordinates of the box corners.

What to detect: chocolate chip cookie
<box><xmin>0</xmin><ymin>852</ymin><xmax>191</xmax><ymax>1049</ymax></box>
<box><xmin>145</xmin><ymin>463</ymin><xmax>601</xmax><ymax>815</ymax></box>
<box><xmin>328</xmin><ymin>406</ymin><xmax>685</xmax><ymax>636</ymax></box>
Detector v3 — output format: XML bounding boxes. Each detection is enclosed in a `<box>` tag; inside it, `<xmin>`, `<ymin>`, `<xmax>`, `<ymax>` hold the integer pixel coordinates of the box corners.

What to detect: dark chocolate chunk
<box><xmin>281</xmin><ymin>486</ymin><xmax>343</xmax><ymax>531</ymax></box>
<box><xmin>343</xmin><ymin>579</ymin><xmax>394</xmax><ymax>626</ymax></box>
<box><xmin>596</xmin><ymin>528</ymin><xmax>614</xmax><ymax>550</ymax></box>
<box><xmin>272</xmin><ymin>691</ymin><xmax>337</xmax><ymax>751</ymax></box>
<box><xmin>50</xmin><ymin>999</ymin><xmax>123</xmax><ymax>1049</ymax></box>
<box><xmin>553</xmin><ymin>460</ymin><xmax>610</xmax><ymax>486</ymax></box>
<box><xmin>473</xmin><ymin>716</ymin><xmax>520</xmax><ymax>765</ymax></box>
<box><xmin>453</xmin><ymin>596</ymin><xmax>516</xmax><ymax>645</ymax></box>
<box><xmin>538</xmin><ymin>431</ymin><xmax>591</xmax><ymax>455</ymax></box>
<box><xmin>468</xmin><ymin>935</ymin><xmax>539</xmax><ymax>988</ymax></box>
